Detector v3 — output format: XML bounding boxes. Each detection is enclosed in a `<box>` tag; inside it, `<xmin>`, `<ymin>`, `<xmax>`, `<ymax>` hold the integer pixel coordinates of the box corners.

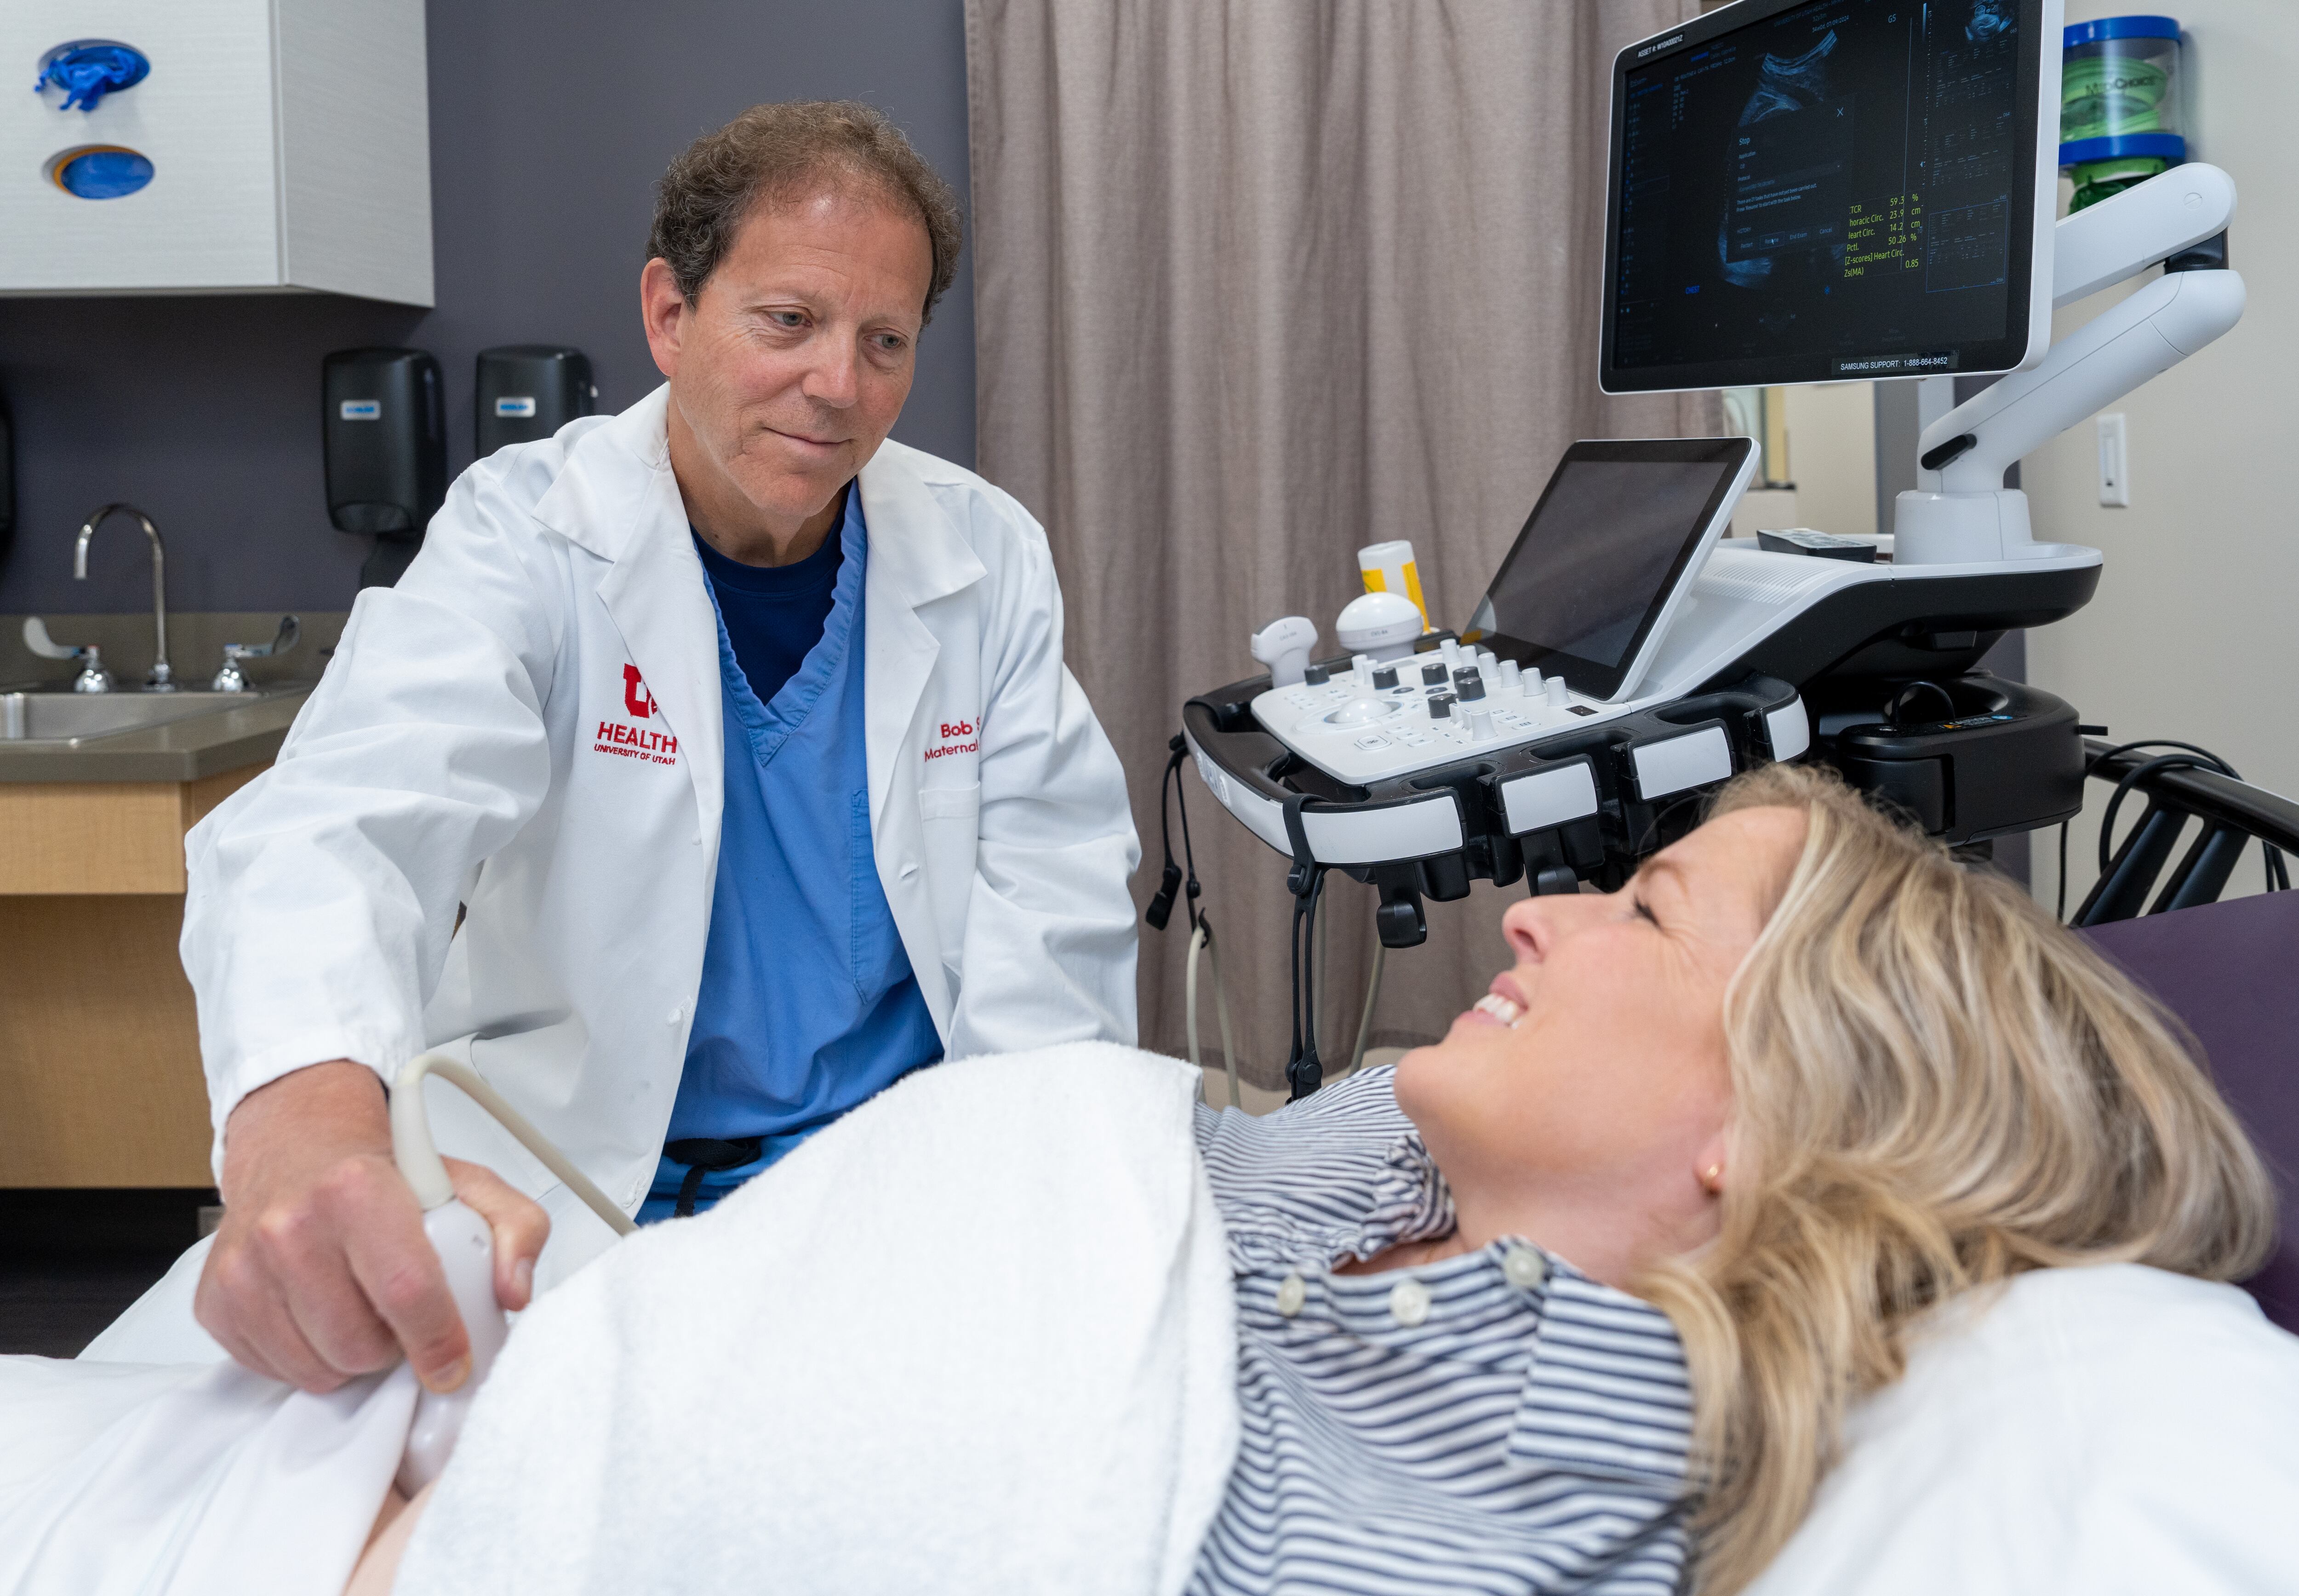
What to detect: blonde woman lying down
<box><xmin>34</xmin><ymin>765</ymin><xmax>2299</xmax><ymax>1594</ymax></box>
<box><xmin>335</xmin><ymin>763</ymin><xmax>2299</xmax><ymax>1593</ymax></box>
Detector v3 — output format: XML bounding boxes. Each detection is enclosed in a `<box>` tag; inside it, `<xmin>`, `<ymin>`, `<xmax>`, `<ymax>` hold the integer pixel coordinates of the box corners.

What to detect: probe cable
<box><xmin>1285</xmin><ymin>860</ymin><xmax>1327</xmax><ymax>1100</ymax></box>
<box><xmin>1342</xmin><ymin>934</ymin><xmax>1386</xmax><ymax>1081</ymax></box>
<box><xmin>1145</xmin><ymin>741</ymin><xmax>1197</xmax><ymax>934</ymax></box>
<box><xmin>1187</xmin><ymin>917</ymin><xmax>1243</xmax><ymax>1109</ymax></box>
<box><xmin>2060</xmin><ymin>738</ymin><xmax>2289</xmax><ymax>921</ymax></box>
<box><xmin>1150</xmin><ymin>735</ymin><xmax>1243</xmax><ymax>1106</ymax></box>
<box><xmin>1151</xmin><ymin>734</ymin><xmax>1381</xmax><ymax>1103</ymax></box>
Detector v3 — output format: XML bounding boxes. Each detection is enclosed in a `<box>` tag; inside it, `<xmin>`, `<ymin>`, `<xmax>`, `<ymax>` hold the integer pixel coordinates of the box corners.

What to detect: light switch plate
<box><xmin>2097</xmin><ymin>412</ymin><xmax>2130</xmax><ymax>507</ymax></box>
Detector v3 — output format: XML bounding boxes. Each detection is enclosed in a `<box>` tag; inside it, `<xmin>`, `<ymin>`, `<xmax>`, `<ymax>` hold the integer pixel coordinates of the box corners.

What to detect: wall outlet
<box><xmin>2097</xmin><ymin>412</ymin><xmax>2131</xmax><ymax>507</ymax></box>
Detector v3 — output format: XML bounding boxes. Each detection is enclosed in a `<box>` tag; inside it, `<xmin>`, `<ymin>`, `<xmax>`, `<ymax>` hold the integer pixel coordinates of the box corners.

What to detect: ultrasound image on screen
<box><xmin>1480</xmin><ymin>460</ymin><xmax>1733</xmax><ymax>670</ymax></box>
<box><xmin>1610</xmin><ymin>0</ymin><xmax>2030</xmax><ymax>385</ymax></box>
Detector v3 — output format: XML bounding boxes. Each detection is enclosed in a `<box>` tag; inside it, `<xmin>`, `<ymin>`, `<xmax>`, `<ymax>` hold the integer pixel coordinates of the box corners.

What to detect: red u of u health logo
<box><xmin>623</xmin><ymin>663</ymin><xmax>658</xmax><ymax>718</ymax></box>
<box><xmin>595</xmin><ymin>663</ymin><xmax>678</xmax><ymax>766</ymax></box>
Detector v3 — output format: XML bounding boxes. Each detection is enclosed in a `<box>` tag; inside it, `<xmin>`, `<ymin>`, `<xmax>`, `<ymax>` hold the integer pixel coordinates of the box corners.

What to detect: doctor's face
<box><xmin>643</xmin><ymin>185</ymin><xmax>932</xmax><ymax>548</ymax></box>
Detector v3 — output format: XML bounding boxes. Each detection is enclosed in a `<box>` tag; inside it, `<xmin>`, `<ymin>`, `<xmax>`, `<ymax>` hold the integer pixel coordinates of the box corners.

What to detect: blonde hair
<box><xmin>1638</xmin><ymin>763</ymin><xmax>2276</xmax><ymax>1594</ymax></box>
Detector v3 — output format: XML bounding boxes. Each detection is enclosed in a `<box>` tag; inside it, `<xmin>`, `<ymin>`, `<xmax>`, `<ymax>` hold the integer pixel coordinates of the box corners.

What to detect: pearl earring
<box><xmin>1701</xmin><ymin>1163</ymin><xmax>1724</xmax><ymax>1193</ymax></box>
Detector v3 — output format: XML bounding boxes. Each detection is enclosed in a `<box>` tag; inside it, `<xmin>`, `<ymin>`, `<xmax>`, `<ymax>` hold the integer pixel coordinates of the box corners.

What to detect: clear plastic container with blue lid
<box><xmin>2061</xmin><ymin>16</ymin><xmax>2183</xmax><ymax>213</ymax></box>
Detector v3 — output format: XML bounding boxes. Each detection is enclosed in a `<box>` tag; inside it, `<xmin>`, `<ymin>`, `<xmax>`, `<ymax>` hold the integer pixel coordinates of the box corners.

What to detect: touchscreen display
<box><xmin>1483</xmin><ymin>461</ymin><xmax>1728</xmax><ymax>669</ymax></box>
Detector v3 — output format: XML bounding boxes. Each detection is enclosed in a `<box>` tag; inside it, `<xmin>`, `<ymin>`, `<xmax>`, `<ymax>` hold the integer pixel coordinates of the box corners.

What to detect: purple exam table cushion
<box><xmin>2083</xmin><ymin>889</ymin><xmax>2299</xmax><ymax>1333</ymax></box>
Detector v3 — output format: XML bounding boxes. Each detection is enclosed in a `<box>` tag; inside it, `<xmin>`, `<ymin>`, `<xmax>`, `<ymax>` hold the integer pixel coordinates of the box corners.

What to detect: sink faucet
<box><xmin>212</xmin><ymin>615</ymin><xmax>300</xmax><ymax>692</ymax></box>
<box><xmin>20</xmin><ymin>616</ymin><xmax>112</xmax><ymax>693</ymax></box>
<box><xmin>74</xmin><ymin>504</ymin><xmax>173</xmax><ymax>691</ymax></box>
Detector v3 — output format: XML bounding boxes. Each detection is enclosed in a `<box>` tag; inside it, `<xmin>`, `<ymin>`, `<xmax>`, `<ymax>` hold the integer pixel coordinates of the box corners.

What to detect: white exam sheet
<box><xmin>0</xmin><ymin>1353</ymin><xmax>412</xmax><ymax>1596</ymax></box>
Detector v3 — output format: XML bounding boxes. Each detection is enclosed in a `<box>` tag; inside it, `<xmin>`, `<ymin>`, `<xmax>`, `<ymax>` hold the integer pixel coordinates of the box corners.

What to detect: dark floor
<box><xmin>0</xmin><ymin>1189</ymin><xmax>214</xmax><ymax>1358</ymax></box>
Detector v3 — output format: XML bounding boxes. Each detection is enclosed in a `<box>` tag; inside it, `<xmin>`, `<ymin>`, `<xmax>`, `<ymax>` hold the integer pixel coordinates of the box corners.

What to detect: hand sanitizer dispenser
<box><xmin>0</xmin><ymin>388</ymin><xmax>15</xmax><ymax>562</ymax></box>
<box><xmin>475</xmin><ymin>346</ymin><xmax>596</xmax><ymax>457</ymax></box>
<box><xmin>324</xmin><ymin>348</ymin><xmax>446</xmax><ymax>588</ymax></box>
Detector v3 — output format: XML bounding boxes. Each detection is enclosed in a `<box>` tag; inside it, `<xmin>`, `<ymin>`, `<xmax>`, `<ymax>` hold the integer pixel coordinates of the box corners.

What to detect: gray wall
<box><xmin>0</xmin><ymin>0</ymin><xmax>974</xmax><ymax>617</ymax></box>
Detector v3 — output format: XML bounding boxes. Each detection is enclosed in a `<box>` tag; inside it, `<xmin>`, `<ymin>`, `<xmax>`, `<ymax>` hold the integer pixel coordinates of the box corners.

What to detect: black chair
<box><xmin>2068</xmin><ymin>741</ymin><xmax>2299</xmax><ymax>1333</ymax></box>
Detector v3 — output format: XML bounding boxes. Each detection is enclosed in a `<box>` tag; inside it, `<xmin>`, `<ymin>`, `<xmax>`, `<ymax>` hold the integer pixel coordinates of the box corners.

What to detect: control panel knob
<box><xmin>1544</xmin><ymin>674</ymin><xmax>1569</xmax><ymax>708</ymax></box>
<box><xmin>1497</xmin><ymin>659</ymin><xmax>1523</xmax><ymax>694</ymax></box>
<box><xmin>1441</xmin><ymin>638</ymin><xmax>1463</xmax><ymax>670</ymax></box>
<box><xmin>1428</xmin><ymin>693</ymin><xmax>1455</xmax><ymax>721</ymax></box>
<box><xmin>1304</xmin><ymin>662</ymin><xmax>1330</xmax><ymax>686</ymax></box>
<box><xmin>1372</xmin><ymin>665</ymin><xmax>1399</xmax><ymax>690</ymax></box>
<box><xmin>1468</xmin><ymin>706</ymin><xmax>1495</xmax><ymax>739</ymax></box>
<box><xmin>1455</xmin><ymin>671</ymin><xmax>1486</xmax><ymax>702</ymax></box>
<box><xmin>1421</xmin><ymin>661</ymin><xmax>1448</xmax><ymax>687</ymax></box>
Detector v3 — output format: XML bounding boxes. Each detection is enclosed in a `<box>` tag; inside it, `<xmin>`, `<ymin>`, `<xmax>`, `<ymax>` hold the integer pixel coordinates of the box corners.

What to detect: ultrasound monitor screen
<box><xmin>1469</xmin><ymin>439</ymin><xmax>1751</xmax><ymax>701</ymax></box>
<box><xmin>1601</xmin><ymin>0</ymin><xmax>2046</xmax><ymax>391</ymax></box>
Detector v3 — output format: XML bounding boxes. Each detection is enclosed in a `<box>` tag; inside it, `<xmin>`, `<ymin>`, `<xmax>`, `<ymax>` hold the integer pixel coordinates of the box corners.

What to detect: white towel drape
<box><xmin>395</xmin><ymin>1044</ymin><xmax>1237</xmax><ymax>1596</ymax></box>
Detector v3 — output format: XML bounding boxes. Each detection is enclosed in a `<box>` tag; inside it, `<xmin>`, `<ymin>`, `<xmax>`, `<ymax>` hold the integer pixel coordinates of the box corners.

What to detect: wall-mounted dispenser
<box><xmin>45</xmin><ymin>145</ymin><xmax>155</xmax><ymax>200</ymax></box>
<box><xmin>0</xmin><ymin>387</ymin><xmax>14</xmax><ymax>565</ymax></box>
<box><xmin>33</xmin><ymin>40</ymin><xmax>155</xmax><ymax>200</ymax></box>
<box><xmin>35</xmin><ymin>39</ymin><xmax>150</xmax><ymax>111</ymax></box>
<box><xmin>475</xmin><ymin>347</ymin><xmax>597</xmax><ymax>457</ymax></box>
<box><xmin>324</xmin><ymin>349</ymin><xmax>445</xmax><ymax>590</ymax></box>
<box><xmin>3</xmin><ymin>2</ymin><xmax>432</xmax><ymax>305</ymax></box>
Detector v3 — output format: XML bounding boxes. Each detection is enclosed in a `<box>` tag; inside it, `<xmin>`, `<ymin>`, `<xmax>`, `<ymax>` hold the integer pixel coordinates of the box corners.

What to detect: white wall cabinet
<box><xmin>0</xmin><ymin>0</ymin><xmax>432</xmax><ymax>305</ymax></box>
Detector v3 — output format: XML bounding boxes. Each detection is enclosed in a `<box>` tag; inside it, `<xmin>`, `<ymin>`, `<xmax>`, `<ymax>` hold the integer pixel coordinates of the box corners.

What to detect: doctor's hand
<box><xmin>197</xmin><ymin>1060</ymin><xmax>550</xmax><ymax>1395</ymax></box>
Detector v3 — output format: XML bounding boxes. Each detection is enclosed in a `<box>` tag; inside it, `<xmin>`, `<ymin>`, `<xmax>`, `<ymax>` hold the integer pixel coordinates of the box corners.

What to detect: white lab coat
<box><xmin>176</xmin><ymin>384</ymin><xmax>1141</xmax><ymax>1292</ymax></box>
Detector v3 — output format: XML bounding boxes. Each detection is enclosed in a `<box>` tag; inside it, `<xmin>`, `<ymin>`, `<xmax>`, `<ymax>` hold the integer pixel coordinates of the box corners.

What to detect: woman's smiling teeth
<box><xmin>1474</xmin><ymin>992</ymin><xmax>1526</xmax><ymax>1028</ymax></box>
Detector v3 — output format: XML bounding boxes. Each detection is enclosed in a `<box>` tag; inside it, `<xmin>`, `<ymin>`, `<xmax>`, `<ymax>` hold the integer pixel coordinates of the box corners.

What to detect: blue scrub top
<box><xmin>646</xmin><ymin>488</ymin><xmax>943</xmax><ymax>1220</ymax></box>
<box><xmin>692</xmin><ymin>514</ymin><xmax>841</xmax><ymax>704</ymax></box>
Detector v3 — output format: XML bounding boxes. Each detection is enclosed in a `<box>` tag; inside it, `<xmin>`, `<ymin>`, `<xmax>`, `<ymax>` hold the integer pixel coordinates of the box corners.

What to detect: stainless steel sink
<box><xmin>0</xmin><ymin>684</ymin><xmax>309</xmax><ymax>745</ymax></box>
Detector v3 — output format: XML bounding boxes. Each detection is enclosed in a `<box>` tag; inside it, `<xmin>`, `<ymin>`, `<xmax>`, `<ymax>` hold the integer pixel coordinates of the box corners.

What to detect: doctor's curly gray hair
<box><xmin>648</xmin><ymin>100</ymin><xmax>963</xmax><ymax>323</ymax></box>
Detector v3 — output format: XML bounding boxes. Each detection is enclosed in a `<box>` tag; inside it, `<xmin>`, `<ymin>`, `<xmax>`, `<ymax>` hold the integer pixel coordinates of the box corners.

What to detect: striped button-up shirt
<box><xmin>1188</xmin><ymin>1067</ymin><xmax>1695</xmax><ymax>1596</ymax></box>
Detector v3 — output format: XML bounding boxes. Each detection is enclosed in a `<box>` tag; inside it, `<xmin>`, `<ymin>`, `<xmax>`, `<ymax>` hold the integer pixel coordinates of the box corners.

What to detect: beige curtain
<box><xmin>967</xmin><ymin>0</ymin><xmax>1719</xmax><ymax>1089</ymax></box>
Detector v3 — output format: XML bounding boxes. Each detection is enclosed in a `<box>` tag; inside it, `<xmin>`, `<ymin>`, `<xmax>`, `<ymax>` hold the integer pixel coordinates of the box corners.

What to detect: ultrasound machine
<box><xmin>1177</xmin><ymin>0</ymin><xmax>2243</xmax><ymax>1091</ymax></box>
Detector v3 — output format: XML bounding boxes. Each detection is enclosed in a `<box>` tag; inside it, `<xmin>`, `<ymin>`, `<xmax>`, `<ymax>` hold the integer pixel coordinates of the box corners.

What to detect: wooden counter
<box><xmin>0</xmin><ymin>765</ymin><xmax>265</xmax><ymax>1186</ymax></box>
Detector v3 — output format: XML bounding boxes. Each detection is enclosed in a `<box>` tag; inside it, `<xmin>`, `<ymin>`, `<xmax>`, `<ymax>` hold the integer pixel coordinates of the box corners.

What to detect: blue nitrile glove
<box><xmin>37</xmin><ymin>41</ymin><xmax>151</xmax><ymax>113</ymax></box>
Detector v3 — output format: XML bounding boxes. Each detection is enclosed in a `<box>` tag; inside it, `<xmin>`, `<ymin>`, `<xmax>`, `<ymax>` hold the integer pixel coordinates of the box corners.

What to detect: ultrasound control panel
<box><xmin>1250</xmin><ymin>642</ymin><xmax>1630</xmax><ymax>784</ymax></box>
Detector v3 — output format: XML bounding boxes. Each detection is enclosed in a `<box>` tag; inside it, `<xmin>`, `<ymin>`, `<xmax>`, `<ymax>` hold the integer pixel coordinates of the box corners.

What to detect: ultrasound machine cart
<box><xmin>1178</xmin><ymin>0</ymin><xmax>2245</xmax><ymax>1061</ymax></box>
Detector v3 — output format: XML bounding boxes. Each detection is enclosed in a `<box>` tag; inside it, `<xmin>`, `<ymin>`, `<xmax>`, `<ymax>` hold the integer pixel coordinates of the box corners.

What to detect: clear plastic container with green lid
<box><xmin>2061</xmin><ymin>17</ymin><xmax>2185</xmax><ymax>213</ymax></box>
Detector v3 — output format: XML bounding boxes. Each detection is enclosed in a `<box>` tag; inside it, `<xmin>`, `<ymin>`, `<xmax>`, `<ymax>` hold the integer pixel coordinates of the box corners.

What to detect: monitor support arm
<box><xmin>1895</xmin><ymin>164</ymin><xmax>2243</xmax><ymax>566</ymax></box>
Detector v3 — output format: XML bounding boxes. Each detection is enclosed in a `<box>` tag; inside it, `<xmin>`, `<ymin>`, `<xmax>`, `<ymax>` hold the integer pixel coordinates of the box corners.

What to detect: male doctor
<box><xmin>137</xmin><ymin>103</ymin><xmax>1139</xmax><ymax>1393</ymax></box>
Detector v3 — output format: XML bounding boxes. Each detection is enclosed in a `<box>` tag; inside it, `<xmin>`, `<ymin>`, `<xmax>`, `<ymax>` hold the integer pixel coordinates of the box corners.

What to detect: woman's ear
<box><xmin>1695</xmin><ymin>1132</ymin><xmax>1729</xmax><ymax>1197</ymax></box>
